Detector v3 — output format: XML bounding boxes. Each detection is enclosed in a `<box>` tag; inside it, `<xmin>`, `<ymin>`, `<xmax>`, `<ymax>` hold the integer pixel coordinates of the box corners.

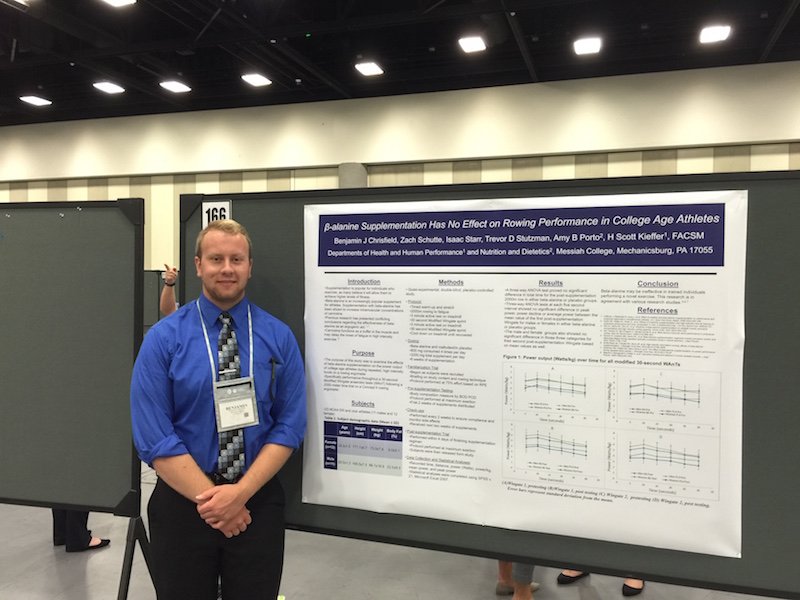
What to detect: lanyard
<box><xmin>197</xmin><ymin>300</ymin><xmax>254</xmax><ymax>382</ymax></box>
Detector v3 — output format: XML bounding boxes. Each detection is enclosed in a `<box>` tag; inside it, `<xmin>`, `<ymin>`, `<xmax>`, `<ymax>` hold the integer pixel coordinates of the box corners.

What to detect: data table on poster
<box><xmin>324</xmin><ymin>421</ymin><xmax>403</xmax><ymax>476</ymax></box>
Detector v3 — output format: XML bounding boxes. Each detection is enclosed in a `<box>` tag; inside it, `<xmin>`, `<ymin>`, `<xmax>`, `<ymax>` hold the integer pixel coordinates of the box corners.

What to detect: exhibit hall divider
<box><xmin>0</xmin><ymin>199</ymin><xmax>153</xmax><ymax>600</ymax></box>
<box><xmin>179</xmin><ymin>173</ymin><xmax>800</xmax><ymax>599</ymax></box>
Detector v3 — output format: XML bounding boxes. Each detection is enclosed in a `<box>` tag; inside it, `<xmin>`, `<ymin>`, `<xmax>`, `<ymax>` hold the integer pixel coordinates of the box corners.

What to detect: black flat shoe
<box><xmin>557</xmin><ymin>571</ymin><xmax>590</xmax><ymax>584</ymax></box>
<box><xmin>66</xmin><ymin>538</ymin><xmax>110</xmax><ymax>553</ymax></box>
<box><xmin>622</xmin><ymin>581</ymin><xmax>645</xmax><ymax>596</ymax></box>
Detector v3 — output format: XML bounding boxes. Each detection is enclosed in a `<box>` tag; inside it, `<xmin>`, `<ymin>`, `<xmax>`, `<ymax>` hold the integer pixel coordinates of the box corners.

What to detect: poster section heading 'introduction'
<box><xmin>302</xmin><ymin>191</ymin><xmax>746</xmax><ymax>559</ymax></box>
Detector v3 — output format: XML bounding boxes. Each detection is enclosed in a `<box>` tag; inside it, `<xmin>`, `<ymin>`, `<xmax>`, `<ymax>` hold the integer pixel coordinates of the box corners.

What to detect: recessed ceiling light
<box><xmin>459</xmin><ymin>36</ymin><xmax>487</xmax><ymax>53</ymax></box>
<box><xmin>102</xmin><ymin>0</ymin><xmax>137</xmax><ymax>6</ymax></box>
<box><xmin>700</xmin><ymin>25</ymin><xmax>731</xmax><ymax>44</ymax></box>
<box><xmin>242</xmin><ymin>73</ymin><xmax>272</xmax><ymax>87</ymax></box>
<box><xmin>355</xmin><ymin>62</ymin><xmax>384</xmax><ymax>76</ymax></box>
<box><xmin>574</xmin><ymin>37</ymin><xmax>602</xmax><ymax>55</ymax></box>
<box><xmin>93</xmin><ymin>81</ymin><xmax>126</xmax><ymax>94</ymax></box>
<box><xmin>160</xmin><ymin>80</ymin><xmax>191</xmax><ymax>93</ymax></box>
<box><xmin>20</xmin><ymin>95</ymin><xmax>52</xmax><ymax>106</ymax></box>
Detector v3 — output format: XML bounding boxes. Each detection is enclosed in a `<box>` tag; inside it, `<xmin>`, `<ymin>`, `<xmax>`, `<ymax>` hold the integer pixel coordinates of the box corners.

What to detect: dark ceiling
<box><xmin>1</xmin><ymin>0</ymin><xmax>799</xmax><ymax>128</ymax></box>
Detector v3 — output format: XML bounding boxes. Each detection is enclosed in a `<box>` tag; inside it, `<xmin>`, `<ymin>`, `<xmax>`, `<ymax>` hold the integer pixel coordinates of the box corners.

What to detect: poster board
<box><xmin>0</xmin><ymin>199</ymin><xmax>143</xmax><ymax>517</ymax></box>
<box><xmin>179</xmin><ymin>174</ymin><xmax>800</xmax><ymax>599</ymax></box>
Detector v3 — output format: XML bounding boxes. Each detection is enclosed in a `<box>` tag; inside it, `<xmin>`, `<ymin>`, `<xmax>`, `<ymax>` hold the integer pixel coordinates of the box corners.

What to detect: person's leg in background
<box><xmin>511</xmin><ymin>563</ymin><xmax>536</xmax><ymax>600</ymax></box>
<box><xmin>496</xmin><ymin>560</ymin><xmax>514</xmax><ymax>594</ymax></box>
<box><xmin>52</xmin><ymin>509</ymin><xmax>89</xmax><ymax>551</ymax></box>
<box><xmin>497</xmin><ymin>560</ymin><xmax>540</xmax><ymax>595</ymax></box>
<box><xmin>52</xmin><ymin>509</ymin><xmax>110</xmax><ymax>552</ymax></box>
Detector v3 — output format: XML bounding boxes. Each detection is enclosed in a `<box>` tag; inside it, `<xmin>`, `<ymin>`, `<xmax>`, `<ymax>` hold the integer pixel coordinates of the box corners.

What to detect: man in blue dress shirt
<box><xmin>131</xmin><ymin>219</ymin><xmax>307</xmax><ymax>600</ymax></box>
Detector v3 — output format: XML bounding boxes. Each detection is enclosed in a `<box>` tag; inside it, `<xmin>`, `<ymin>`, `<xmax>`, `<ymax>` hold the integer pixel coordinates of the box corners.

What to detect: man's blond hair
<box><xmin>195</xmin><ymin>219</ymin><xmax>253</xmax><ymax>258</ymax></box>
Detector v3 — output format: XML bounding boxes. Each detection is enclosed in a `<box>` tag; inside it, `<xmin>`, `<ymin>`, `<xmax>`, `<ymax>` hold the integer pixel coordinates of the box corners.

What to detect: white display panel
<box><xmin>302</xmin><ymin>190</ymin><xmax>746</xmax><ymax>557</ymax></box>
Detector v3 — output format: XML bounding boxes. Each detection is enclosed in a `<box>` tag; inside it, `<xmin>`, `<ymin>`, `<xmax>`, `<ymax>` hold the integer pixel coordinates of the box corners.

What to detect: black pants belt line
<box><xmin>207</xmin><ymin>472</ymin><xmax>240</xmax><ymax>485</ymax></box>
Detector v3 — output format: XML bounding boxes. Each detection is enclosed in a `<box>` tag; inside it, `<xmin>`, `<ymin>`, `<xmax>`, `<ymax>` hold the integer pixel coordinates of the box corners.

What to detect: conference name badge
<box><xmin>214</xmin><ymin>376</ymin><xmax>259</xmax><ymax>432</ymax></box>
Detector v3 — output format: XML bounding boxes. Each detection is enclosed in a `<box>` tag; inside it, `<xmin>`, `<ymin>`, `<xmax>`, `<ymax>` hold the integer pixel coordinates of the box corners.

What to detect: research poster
<box><xmin>302</xmin><ymin>191</ymin><xmax>746</xmax><ymax>557</ymax></box>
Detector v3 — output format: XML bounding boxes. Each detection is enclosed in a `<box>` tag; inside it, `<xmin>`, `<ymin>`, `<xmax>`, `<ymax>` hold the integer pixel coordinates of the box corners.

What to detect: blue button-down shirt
<box><xmin>130</xmin><ymin>293</ymin><xmax>306</xmax><ymax>473</ymax></box>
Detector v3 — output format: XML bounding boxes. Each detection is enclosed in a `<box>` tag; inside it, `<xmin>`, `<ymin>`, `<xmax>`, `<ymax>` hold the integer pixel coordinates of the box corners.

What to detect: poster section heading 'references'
<box><xmin>319</xmin><ymin>203</ymin><xmax>724</xmax><ymax>268</ymax></box>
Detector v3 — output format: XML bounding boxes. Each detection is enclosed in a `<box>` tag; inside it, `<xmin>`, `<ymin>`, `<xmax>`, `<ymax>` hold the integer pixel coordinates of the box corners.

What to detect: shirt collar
<box><xmin>198</xmin><ymin>292</ymin><xmax>249</xmax><ymax>329</ymax></box>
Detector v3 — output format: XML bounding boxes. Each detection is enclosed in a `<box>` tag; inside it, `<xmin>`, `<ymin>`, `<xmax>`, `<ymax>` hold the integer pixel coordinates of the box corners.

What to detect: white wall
<box><xmin>2</xmin><ymin>61</ymin><xmax>799</xmax><ymax>270</ymax></box>
<box><xmin>2</xmin><ymin>61</ymin><xmax>799</xmax><ymax>183</ymax></box>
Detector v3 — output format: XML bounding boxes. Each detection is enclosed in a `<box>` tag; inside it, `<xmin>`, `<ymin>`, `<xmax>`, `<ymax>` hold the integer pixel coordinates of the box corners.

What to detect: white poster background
<box><xmin>302</xmin><ymin>191</ymin><xmax>746</xmax><ymax>557</ymax></box>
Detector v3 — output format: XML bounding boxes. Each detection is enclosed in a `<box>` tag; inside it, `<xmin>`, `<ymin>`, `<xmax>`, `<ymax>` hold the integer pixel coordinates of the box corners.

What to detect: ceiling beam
<box><xmin>0</xmin><ymin>0</ymin><xmax>583</xmax><ymax>73</ymax></box>
<box><xmin>501</xmin><ymin>0</ymin><xmax>538</xmax><ymax>83</ymax></box>
<box><xmin>759</xmin><ymin>0</ymin><xmax>800</xmax><ymax>62</ymax></box>
<box><xmin>269</xmin><ymin>39</ymin><xmax>352</xmax><ymax>99</ymax></box>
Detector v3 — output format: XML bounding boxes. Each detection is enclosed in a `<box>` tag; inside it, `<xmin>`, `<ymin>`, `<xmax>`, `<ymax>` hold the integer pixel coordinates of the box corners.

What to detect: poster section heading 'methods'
<box><xmin>320</xmin><ymin>203</ymin><xmax>724</xmax><ymax>268</ymax></box>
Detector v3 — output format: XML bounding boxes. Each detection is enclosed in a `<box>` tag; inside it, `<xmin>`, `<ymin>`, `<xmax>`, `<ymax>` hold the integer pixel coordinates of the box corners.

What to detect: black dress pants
<box><xmin>52</xmin><ymin>509</ymin><xmax>91</xmax><ymax>551</ymax></box>
<box><xmin>148</xmin><ymin>477</ymin><xmax>285</xmax><ymax>600</ymax></box>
